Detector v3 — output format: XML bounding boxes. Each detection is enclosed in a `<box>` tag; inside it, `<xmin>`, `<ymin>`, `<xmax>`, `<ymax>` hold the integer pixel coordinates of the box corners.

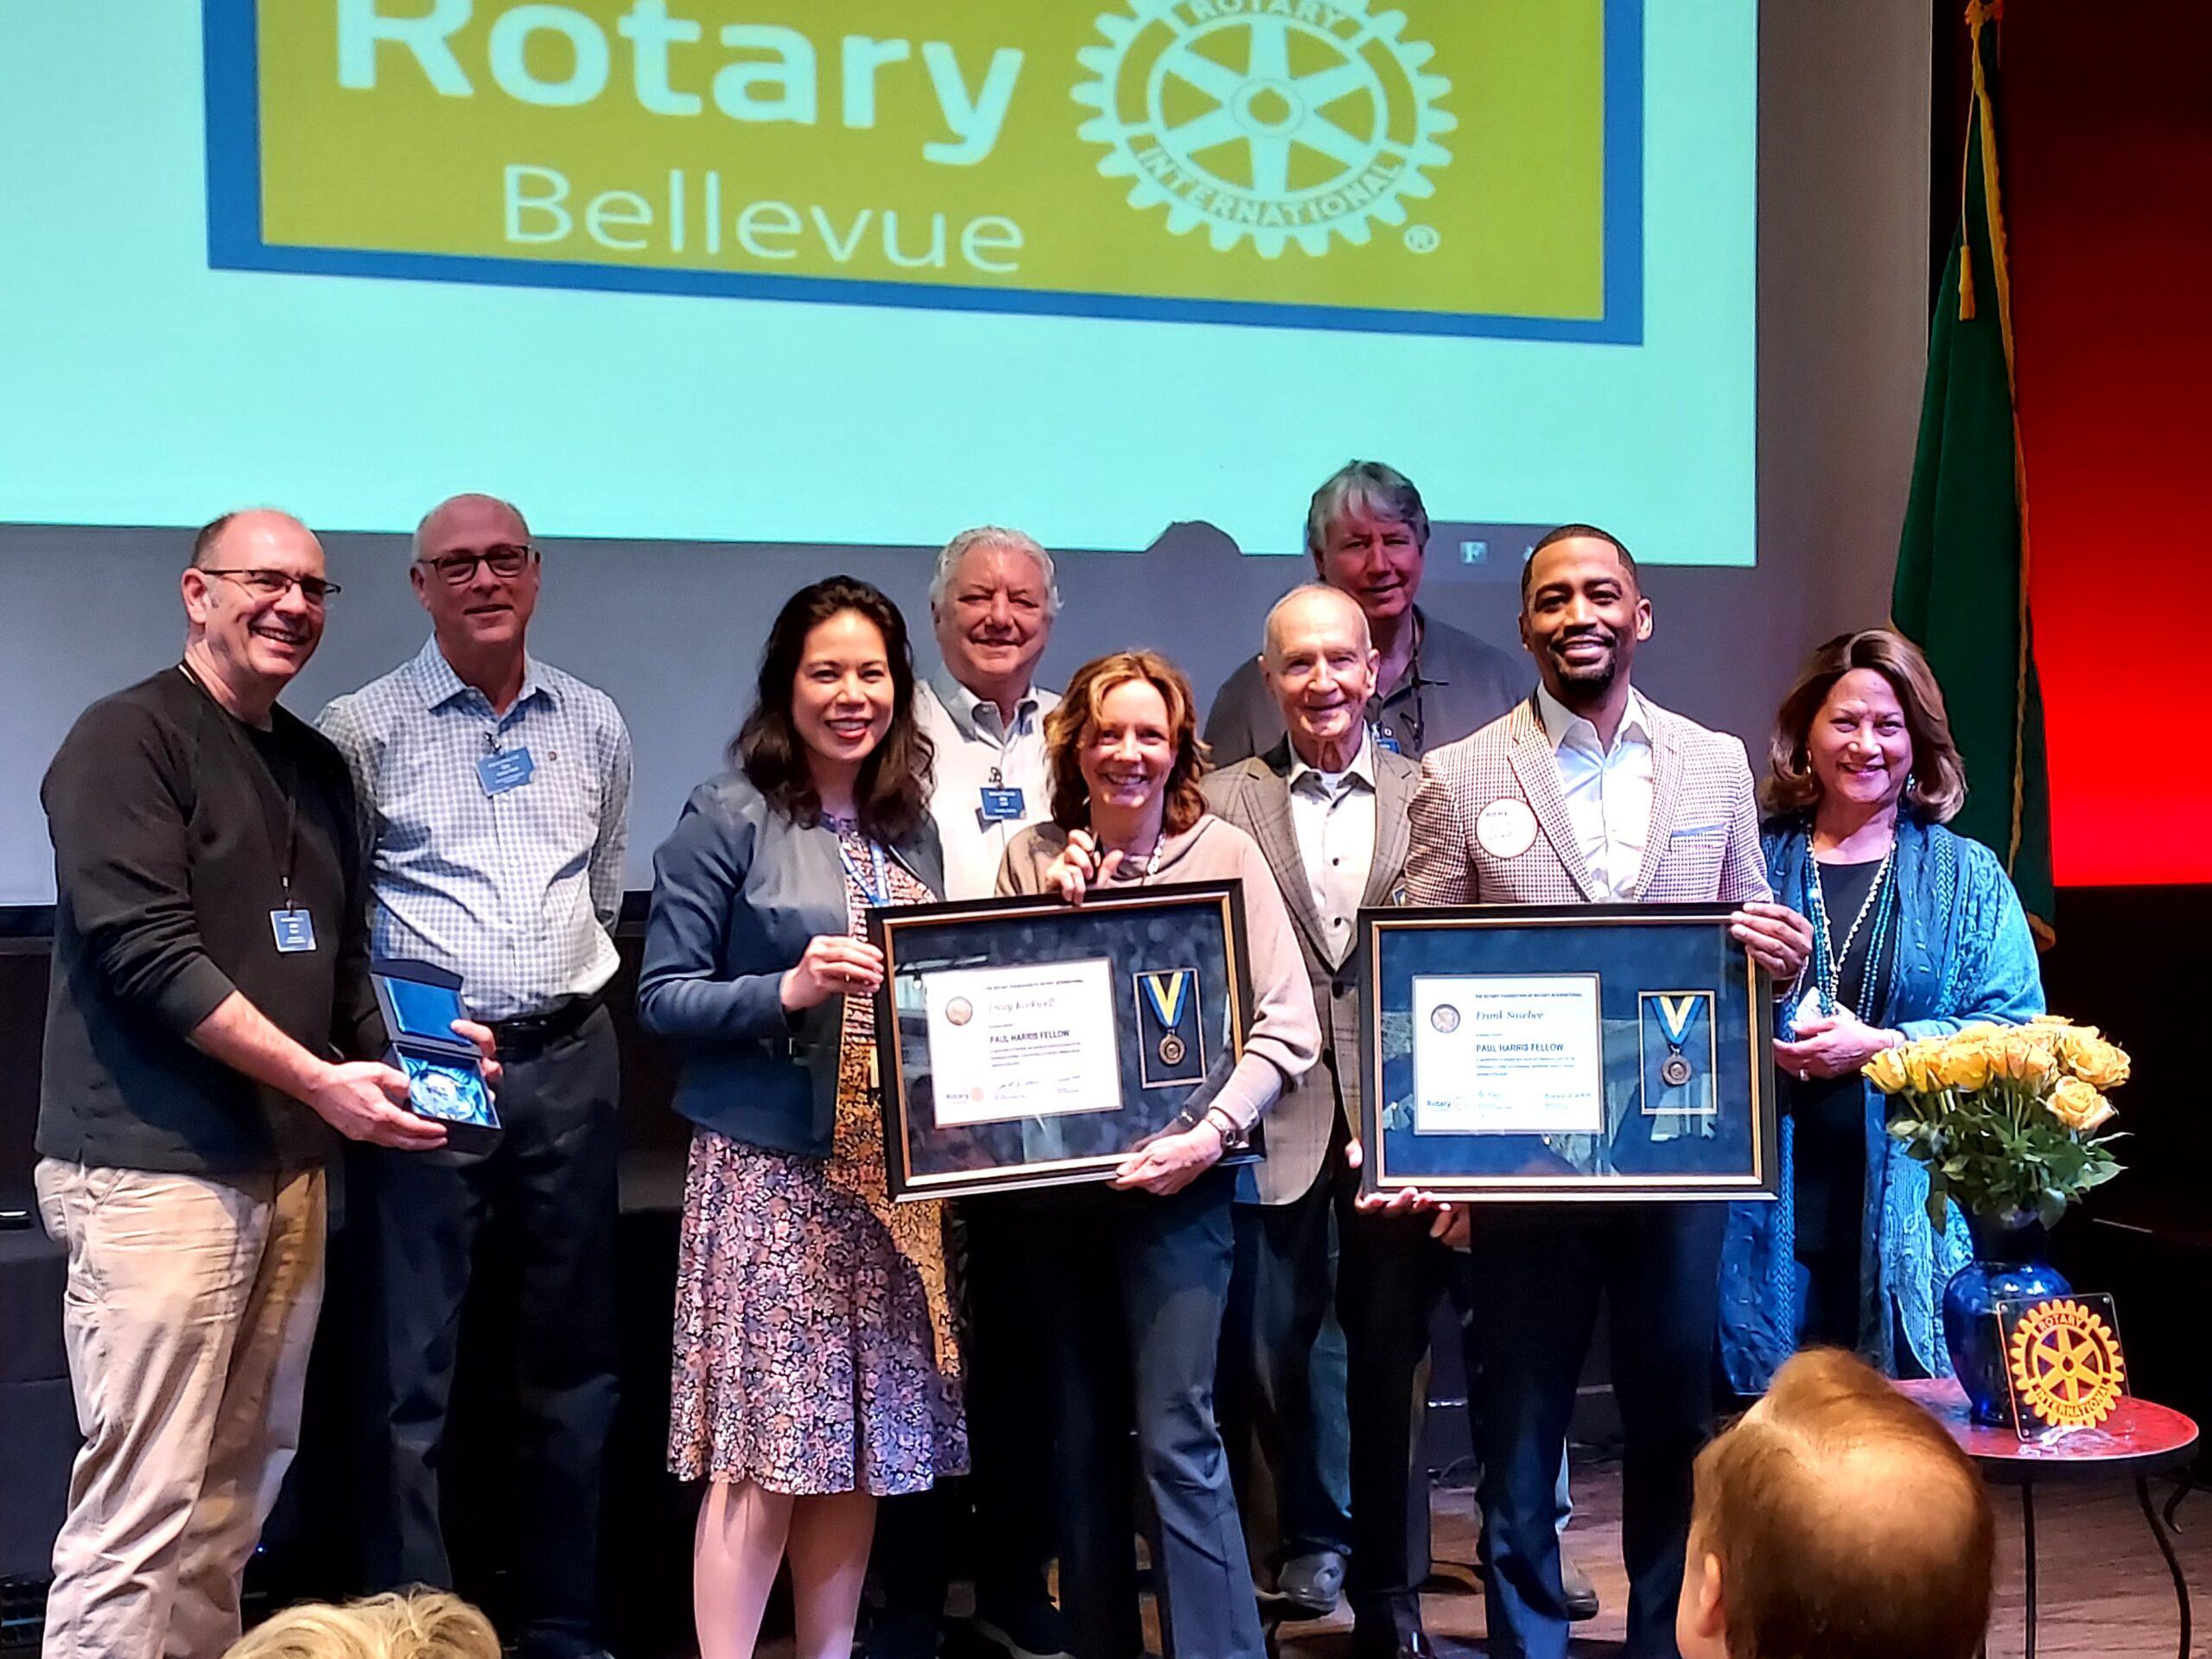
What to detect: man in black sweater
<box><xmin>35</xmin><ymin>510</ymin><xmax>494</xmax><ymax>1659</ymax></box>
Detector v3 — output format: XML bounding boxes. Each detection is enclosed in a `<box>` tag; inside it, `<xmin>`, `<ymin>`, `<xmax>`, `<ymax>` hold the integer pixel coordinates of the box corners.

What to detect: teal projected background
<box><xmin>0</xmin><ymin>2</ymin><xmax>1753</xmax><ymax>563</ymax></box>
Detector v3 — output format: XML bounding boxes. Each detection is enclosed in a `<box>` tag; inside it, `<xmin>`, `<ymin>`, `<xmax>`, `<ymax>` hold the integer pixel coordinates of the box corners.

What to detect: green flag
<box><xmin>1892</xmin><ymin>0</ymin><xmax>2053</xmax><ymax>941</ymax></box>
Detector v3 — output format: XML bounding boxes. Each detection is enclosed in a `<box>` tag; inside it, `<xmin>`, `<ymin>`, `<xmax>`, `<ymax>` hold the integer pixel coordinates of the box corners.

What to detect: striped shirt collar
<box><xmin>407</xmin><ymin>634</ymin><xmax>556</xmax><ymax>714</ymax></box>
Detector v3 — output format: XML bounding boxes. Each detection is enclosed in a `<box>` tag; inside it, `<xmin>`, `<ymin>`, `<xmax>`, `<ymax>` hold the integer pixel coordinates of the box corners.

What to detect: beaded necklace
<box><xmin>1800</xmin><ymin>844</ymin><xmax>1897</xmax><ymax>1025</ymax></box>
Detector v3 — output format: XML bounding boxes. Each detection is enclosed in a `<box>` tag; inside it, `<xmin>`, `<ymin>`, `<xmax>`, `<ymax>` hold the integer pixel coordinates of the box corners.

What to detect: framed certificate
<box><xmin>1357</xmin><ymin>903</ymin><xmax>1776</xmax><ymax>1202</ymax></box>
<box><xmin>869</xmin><ymin>880</ymin><xmax>1256</xmax><ymax>1200</ymax></box>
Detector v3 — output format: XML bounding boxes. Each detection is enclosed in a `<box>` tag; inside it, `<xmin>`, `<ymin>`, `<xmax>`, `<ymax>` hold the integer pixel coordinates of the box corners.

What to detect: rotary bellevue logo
<box><xmin>226</xmin><ymin>0</ymin><xmax>1627</xmax><ymax>336</ymax></box>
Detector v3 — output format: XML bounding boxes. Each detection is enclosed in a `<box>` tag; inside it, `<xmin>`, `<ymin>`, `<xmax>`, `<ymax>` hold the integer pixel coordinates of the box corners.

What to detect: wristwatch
<box><xmin>1175</xmin><ymin>1103</ymin><xmax>1242</xmax><ymax>1148</ymax></box>
<box><xmin>1200</xmin><ymin>1104</ymin><xmax>1249</xmax><ymax>1153</ymax></box>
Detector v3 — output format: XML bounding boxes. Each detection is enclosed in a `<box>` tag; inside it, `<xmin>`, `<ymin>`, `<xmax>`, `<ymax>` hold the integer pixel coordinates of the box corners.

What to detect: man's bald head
<box><xmin>191</xmin><ymin>508</ymin><xmax>319</xmax><ymax>570</ymax></box>
<box><xmin>1680</xmin><ymin>1349</ymin><xmax>1994</xmax><ymax>1659</ymax></box>
<box><xmin>1262</xmin><ymin>583</ymin><xmax>1371</xmax><ymax>666</ymax></box>
<box><xmin>409</xmin><ymin>493</ymin><xmax>541</xmax><ymax>664</ymax></box>
<box><xmin>1260</xmin><ymin>583</ymin><xmax>1377</xmax><ymax>771</ymax></box>
<box><xmin>180</xmin><ymin>508</ymin><xmax>328</xmax><ymax>709</ymax></box>
<box><xmin>413</xmin><ymin>493</ymin><xmax>529</xmax><ymax>559</ymax></box>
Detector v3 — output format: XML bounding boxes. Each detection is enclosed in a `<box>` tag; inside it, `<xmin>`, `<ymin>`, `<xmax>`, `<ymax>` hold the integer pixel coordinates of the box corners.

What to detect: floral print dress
<box><xmin>667</xmin><ymin>824</ymin><xmax>967</xmax><ymax>1495</ymax></box>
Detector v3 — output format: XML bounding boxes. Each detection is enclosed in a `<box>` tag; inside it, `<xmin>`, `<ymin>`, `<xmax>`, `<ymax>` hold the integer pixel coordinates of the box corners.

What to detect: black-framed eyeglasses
<box><xmin>200</xmin><ymin>568</ymin><xmax>341</xmax><ymax>604</ymax></box>
<box><xmin>416</xmin><ymin>543</ymin><xmax>539</xmax><ymax>585</ymax></box>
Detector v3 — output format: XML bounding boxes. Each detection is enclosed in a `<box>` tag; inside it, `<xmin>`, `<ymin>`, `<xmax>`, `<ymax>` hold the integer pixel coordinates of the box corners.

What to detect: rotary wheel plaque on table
<box><xmin>2000</xmin><ymin>1293</ymin><xmax>2130</xmax><ymax>1436</ymax></box>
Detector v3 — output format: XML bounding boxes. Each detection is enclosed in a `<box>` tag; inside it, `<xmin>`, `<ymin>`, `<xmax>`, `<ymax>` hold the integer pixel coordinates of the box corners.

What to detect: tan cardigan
<box><xmin>995</xmin><ymin>815</ymin><xmax>1322</xmax><ymax>1135</ymax></box>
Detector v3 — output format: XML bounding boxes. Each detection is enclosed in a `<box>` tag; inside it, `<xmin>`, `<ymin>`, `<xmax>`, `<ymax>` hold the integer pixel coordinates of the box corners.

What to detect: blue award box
<box><xmin>370</xmin><ymin>957</ymin><xmax>500</xmax><ymax>1154</ymax></box>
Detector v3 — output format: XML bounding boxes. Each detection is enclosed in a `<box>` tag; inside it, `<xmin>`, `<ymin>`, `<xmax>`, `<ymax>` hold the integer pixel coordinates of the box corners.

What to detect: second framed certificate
<box><xmin>1357</xmin><ymin>902</ymin><xmax>1777</xmax><ymax>1202</ymax></box>
<box><xmin>869</xmin><ymin>880</ymin><xmax>1255</xmax><ymax>1199</ymax></box>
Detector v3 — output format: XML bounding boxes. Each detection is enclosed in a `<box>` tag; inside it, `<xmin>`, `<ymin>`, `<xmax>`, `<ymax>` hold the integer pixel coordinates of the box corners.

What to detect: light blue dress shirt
<box><xmin>319</xmin><ymin>638</ymin><xmax>632</xmax><ymax>1021</ymax></box>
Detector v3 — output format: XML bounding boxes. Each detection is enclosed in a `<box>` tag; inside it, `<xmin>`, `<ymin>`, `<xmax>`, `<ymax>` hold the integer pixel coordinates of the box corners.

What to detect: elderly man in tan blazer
<box><xmin>1208</xmin><ymin>584</ymin><xmax>1471</xmax><ymax>1652</ymax></box>
<box><xmin>1406</xmin><ymin>527</ymin><xmax>1810</xmax><ymax>1659</ymax></box>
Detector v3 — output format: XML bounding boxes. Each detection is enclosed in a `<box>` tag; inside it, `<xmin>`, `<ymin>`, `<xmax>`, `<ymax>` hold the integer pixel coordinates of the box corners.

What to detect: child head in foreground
<box><xmin>223</xmin><ymin>1592</ymin><xmax>500</xmax><ymax>1659</ymax></box>
<box><xmin>1678</xmin><ymin>1347</ymin><xmax>1996</xmax><ymax>1659</ymax></box>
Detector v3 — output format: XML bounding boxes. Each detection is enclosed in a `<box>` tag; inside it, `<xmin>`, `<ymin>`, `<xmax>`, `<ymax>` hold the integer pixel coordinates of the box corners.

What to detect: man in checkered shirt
<box><xmin>319</xmin><ymin>494</ymin><xmax>632</xmax><ymax>1659</ymax></box>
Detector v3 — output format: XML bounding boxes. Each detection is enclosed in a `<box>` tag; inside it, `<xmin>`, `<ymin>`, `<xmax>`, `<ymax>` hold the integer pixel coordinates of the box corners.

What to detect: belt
<box><xmin>489</xmin><ymin>991</ymin><xmax>604</xmax><ymax>1060</ymax></box>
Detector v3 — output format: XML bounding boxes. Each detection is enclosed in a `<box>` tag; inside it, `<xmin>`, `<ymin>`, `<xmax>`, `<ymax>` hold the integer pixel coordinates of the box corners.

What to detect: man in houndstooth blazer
<box><xmin>1403</xmin><ymin>527</ymin><xmax>1809</xmax><ymax>1659</ymax></box>
<box><xmin>1407</xmin><ymin>696</ymin><xmax>1771</xmax><ymax>910</ymax></box>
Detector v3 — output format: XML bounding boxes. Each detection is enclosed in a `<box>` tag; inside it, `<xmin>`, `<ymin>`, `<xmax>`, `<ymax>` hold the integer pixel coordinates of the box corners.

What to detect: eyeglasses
<box><xmin>200</xmin><ymin>568</ymin><xmax>341</xmax><ymax>604</ymax></box>
<box><xmin>416</xmin><ymin>544</ymin><xmax>539</xmax><ymax>585</ymax></box>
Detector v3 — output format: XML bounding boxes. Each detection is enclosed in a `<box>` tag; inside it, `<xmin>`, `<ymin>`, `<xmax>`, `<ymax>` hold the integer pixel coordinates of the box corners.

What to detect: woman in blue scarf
<box><xmin>1719</xmin><ymin>630</ymin><xmax>2044</xmax><ymax>1395</ymax></box>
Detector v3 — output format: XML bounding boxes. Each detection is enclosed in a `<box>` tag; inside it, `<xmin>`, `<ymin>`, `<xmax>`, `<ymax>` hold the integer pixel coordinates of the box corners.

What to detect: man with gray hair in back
<box><xmin>319</xmin><ymin>494</ymin><xmax>632</xmax><ymax>1659</ymax></box>
<box><xmin>1205</xmin><ymin>460</ymin><xmax>1524</xmax><ymax>766</ymax></box>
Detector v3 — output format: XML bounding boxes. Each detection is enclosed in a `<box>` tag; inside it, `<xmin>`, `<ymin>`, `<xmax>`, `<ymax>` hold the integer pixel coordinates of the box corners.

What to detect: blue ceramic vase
<box><xmin>1942</xmin><ymin>1211</ymin><xmax>2072</xmax><ymax>1426</ymax></box>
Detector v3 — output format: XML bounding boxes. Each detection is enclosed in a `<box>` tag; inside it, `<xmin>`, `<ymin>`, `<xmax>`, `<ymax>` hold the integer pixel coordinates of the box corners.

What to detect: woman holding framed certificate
<box><xmin>639</xmin><ymin>578</ymin><xmax>964</xmax><ymax>1659</ymax></box>
<box><xmin>997</xmin><ymin>649</ymin><xmax>1319</xmax><ymax>1659</ymax></box>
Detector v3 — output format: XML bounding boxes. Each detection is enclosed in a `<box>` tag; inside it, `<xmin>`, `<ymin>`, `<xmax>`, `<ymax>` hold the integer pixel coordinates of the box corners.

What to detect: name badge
<box><xmin>1476</xmin><ymin>798</ymin><xmax>1540</xmax><ymax>859</ymax></box>
<box><xmin>1374</xmin><ymin>731</ymin><xmax>1403</xmax><ymax>754</ymax></box>
<box><xmin>979</xmin><ymin>785</ymin><xmax>1026</xmax><ymax>822</ymax></box>
<box><xmin>477</xmin><ymin>747</ymin><xmax>536</xmax><ymax>797</ymax></box>
<box><xmin>270</xmin><ymin>908</ymin><xmax>317</xmax><ymax>953</ymax></box>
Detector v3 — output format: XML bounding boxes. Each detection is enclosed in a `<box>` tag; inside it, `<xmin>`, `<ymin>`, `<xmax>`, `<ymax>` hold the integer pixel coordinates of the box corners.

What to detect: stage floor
<box><xmin>1262</xmin><ymin>1459</ymin><xmax>2209</xmax><ymax>1657</ymax></box>
<box><xmin>752</xmin><ymin>1453</ymin><xmax>2211</xmax><ymax>1657</ymax></box>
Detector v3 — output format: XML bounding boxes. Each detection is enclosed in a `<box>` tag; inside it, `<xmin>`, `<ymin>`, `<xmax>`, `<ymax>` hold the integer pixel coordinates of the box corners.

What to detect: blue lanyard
<box><xmin>839</xmin><ymin>836</ymin><xmax>893</xmax><ymax>906</ymax></box>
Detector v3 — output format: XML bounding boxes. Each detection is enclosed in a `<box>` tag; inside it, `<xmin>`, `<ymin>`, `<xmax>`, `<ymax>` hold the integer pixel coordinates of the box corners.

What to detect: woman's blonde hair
<box><xmin>223</xmin><ymin>1593</ymin><xmax>501</xmax><ymax>1659</ymax></box>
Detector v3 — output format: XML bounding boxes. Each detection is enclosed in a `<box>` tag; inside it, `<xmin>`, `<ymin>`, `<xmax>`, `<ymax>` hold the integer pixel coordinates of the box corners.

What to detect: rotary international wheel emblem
<box><xmin>2007</xmin><ymin>1299</ymin><xmax>2126</xmax><ymax>1429</ymax></box>
<box><xmin>1073</xmin><ymin>0</ymin><xmax>1456</xmax><ymax>257</ymax></box>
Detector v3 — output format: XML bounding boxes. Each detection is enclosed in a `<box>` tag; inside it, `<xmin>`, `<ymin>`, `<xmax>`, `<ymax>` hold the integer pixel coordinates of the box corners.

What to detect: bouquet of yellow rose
<box><xmin>1870</xmin><ymin>1014</ymin><xmax>2129</xmax><ymax>1230</ymax></box>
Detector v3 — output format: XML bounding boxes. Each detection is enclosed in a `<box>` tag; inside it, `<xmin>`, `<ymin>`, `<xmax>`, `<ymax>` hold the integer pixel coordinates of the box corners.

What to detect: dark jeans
<box><xmin>1217</xmin><ymin>1159</ymin><xmax>1355</xmax><ymax>1569</ymax></box>
<box><xmin>870</xmin><ymin>1197</ymin><xmax>1061</xmax><ymax>1642</ymax></box>
<box><xmin>1464</xmin><ymin>1205</ymin><xmax>1726</xmax><ymax>1659</ymax></box>
<box><xmin>1043</xmin><ymin>1167</ymin><xmax>1264</xmax><ymax>1659</ymax></box>
<box><xmin>355</xmin><ymin>1008</ymin><xmax>620</xmax><ymax>1658</ymax></box>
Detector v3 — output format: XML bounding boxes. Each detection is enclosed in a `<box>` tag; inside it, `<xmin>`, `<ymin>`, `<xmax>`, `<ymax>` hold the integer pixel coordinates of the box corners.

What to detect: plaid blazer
<box><xmin>1407</xmin><ymin>694</ymin><xmax>1771</xmax><ymax>907</ymax></box>
<box><xmin>1204</xmin><ymin>739</ymin><xmax>1420</xmax><ymax>1205</ymax></box>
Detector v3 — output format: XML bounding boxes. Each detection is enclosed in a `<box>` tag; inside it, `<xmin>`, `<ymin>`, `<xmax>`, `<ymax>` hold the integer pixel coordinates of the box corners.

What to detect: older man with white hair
<box><xmin>874</xmin><ymin>526</ymin><xmax>1070</xmax><ymax>1659</ymax></box>
<box><xmin>320</xmin><ymin>494</ymin><xmax>632</xmax><ymax>1659</ymax></box>
<box><xmin>914</xmin><ymin>524</ymin><xmax>1063</xmax><ymax>902</ymax></box>
<box><xmin>1205</xmin><ymin>584</ymin><xmax>1422</xmax><ymax>1636</ymax></box>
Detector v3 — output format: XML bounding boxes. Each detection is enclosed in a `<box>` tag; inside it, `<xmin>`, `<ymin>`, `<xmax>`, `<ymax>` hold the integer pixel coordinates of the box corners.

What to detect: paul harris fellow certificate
<box><xmin>924</xmin><ymin>957</ymin><xmax>1123</xmax><ymax>1128</ymax></box>
<box><xmin>1411</xmin><ymin>973</ymin><xmax>1605</xmax><ymax>1136</ymax></box>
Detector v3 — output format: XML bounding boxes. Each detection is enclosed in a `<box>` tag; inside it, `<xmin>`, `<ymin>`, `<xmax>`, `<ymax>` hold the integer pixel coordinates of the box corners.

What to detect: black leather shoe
<box><xmin>1560</xmin><ymin>1549</ymin><xmax>1600</xmax><ymax>1622</ymax></box>
<box><xmin>969</xmin><ymin>1598</ymin><xmax>1072</xmax><ymax>1659</ymax></box>
<box><xmin>1348</xmin><ymin>1622</ymin><xmax>1435</xmax><ymax>1659</ymax></box>
<box><xmin>1273</xmin><ymin>1548</ymin><xmax>1347</xmax><ymax>1618</ymax></box>
<box><xmin>1344</xmin><ymin>1628</ymin><xmax>1433</xmax><ymax>1654</ymax></box>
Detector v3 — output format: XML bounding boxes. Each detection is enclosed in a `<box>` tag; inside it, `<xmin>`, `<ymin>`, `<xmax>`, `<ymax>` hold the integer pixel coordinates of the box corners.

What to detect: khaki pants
<box><xmin>34</xmin><ymin>1160</ymin><xmax>327</xmax><ymax>1659</ymax></box>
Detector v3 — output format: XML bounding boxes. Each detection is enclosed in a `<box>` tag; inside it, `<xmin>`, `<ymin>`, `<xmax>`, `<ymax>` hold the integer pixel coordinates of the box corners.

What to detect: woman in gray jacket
<box><xmin>639</xmin><ymin>577</ymin><xmax>960</xmax><ymax>1659</ymax></box>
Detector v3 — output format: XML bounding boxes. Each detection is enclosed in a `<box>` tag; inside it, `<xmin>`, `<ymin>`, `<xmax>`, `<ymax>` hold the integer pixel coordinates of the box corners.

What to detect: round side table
<box><xmin>1897</xmin><ymin>1377</ymin><xmax>2199</xmax><ymax>1659</ymax></box>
